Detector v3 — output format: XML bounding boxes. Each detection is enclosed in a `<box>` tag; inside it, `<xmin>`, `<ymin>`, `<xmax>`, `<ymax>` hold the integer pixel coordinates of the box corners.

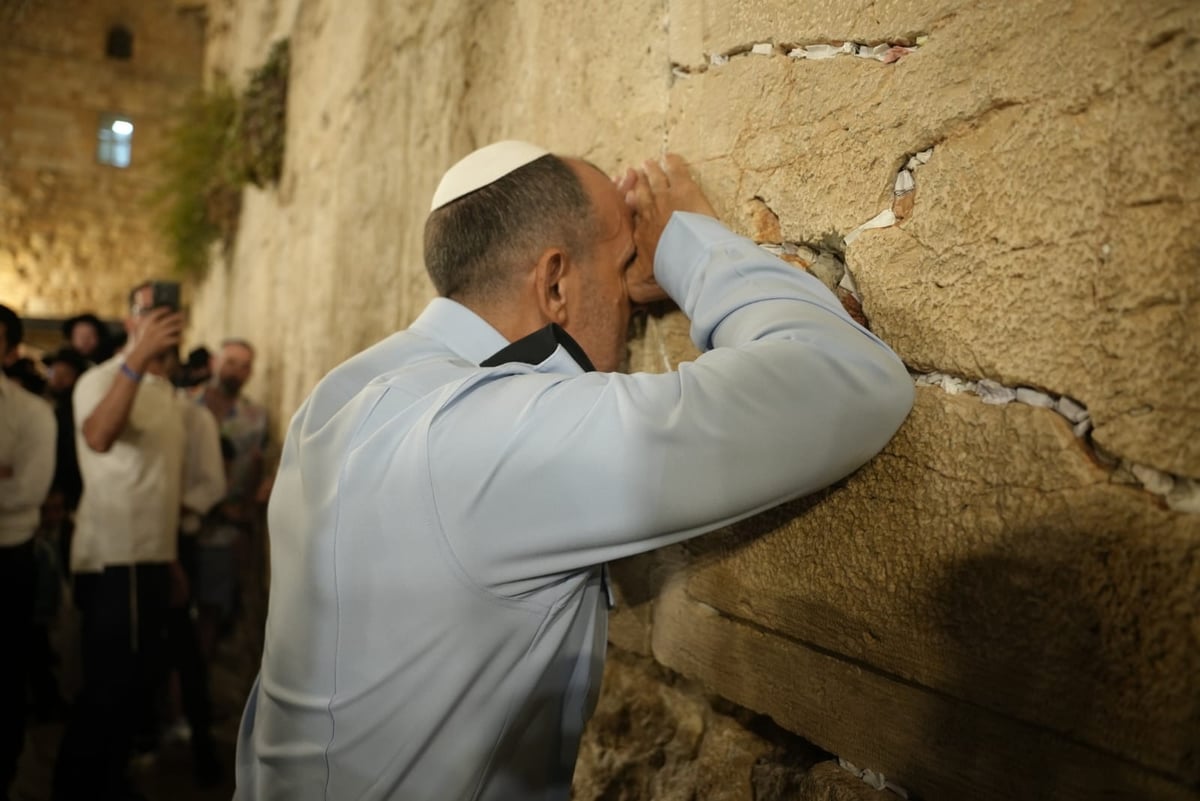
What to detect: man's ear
<box><xmin>533</xmin><ymin>248</ymin><xmax>571</xmax><ymax>326</ymax></box>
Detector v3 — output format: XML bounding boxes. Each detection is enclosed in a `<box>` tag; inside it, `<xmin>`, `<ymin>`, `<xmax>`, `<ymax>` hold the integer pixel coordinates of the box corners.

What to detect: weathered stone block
<box><xmin>660</xmin><ymin>389</ymin><xmax>1199</xmax><ymax>783</ymax></box>
<box><xmin>652</xmin><ymin>581</ymin><xmax>1196</xmax><ymax>801</ymax></box>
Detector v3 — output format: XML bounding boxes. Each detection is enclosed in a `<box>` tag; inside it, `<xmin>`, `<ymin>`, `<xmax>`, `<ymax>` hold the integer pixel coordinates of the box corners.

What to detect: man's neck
<box><xmin>206</xmin><ymin>384</ymin><xmax>238</xmax><ymax>418</ymax></box>
<box><xmin>213</xmin><ymin>384</ymin><xmax>239</xmax><ymax>401</ymax></box>
<box><xmin>461</xmin><ymin>296</ymin><xmax>549</xmax><ymax>347</ymax></box>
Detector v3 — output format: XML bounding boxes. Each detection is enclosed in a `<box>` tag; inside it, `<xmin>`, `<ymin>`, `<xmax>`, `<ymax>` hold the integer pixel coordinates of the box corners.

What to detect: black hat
<box><xmin>61</xmin><ymin>312</ymin><xmax>108</xmax><ymax>340</ymax></box>
<box><xmin>43</xmin><ymin>347</ymin><xmax>90</xmax><ymax>375</ymax></box>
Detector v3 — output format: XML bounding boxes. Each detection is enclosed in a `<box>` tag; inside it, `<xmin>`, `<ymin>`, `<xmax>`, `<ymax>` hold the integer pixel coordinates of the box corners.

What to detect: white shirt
<box><xmin>235</xmin><ymin>213</ymin><xmax>914</xmax><ymax>801</ymax></box>
<box><xmin>0</xmin><ymin>374</ymin><xmax>56</xmax><ymax>547</ymax></box>
<box><xmin>72</xmin><ymin>356</ymin><xmax>187</xmax><ymax>571</ymax></box>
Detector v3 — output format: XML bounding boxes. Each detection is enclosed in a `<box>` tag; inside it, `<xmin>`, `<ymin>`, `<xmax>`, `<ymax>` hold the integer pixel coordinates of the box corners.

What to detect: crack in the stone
<box><xmin>911</xmin><ymin>370</ymin><xmax>1199</xmax><ymax>513</ymax></box>
<box><xmin>838</xmin><ymin>758</ymin><xmax>910</xmax><ymax>799</ymax></box>
<box><xmin>750</xmin><ymin>229</ymin><xmax>868</xmax><ymax>330</ymax></box>
<box><xmin>671</xmin><ymin>36</ymin><xmax>923</xmax><ymax>78</ymax></box>
<box><xmin>732</xmin><ymin>137</ymin><xmax>1194</xmax><ymax>511</ymax></box>
<box><xmin>744</xmin><ymin>142</ymin><xmax>932</xmax><ymax>327</ymax></box>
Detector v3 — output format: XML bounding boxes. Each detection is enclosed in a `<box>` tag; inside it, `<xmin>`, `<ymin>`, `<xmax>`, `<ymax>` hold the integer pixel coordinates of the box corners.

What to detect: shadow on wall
<box><xmin>923</xmin><ymin>544</ymin><xmax>1196</xmax><ymax>801</ymax></box>
<box><xmin>612</xmin><ymin>485</ymin><xmax>1198</xmax><ymax>801</ymax></box>
<box><xmin>927</xmin><ymin>549</ymin><xmax>1105</xmax><ymax>801</ymax></box>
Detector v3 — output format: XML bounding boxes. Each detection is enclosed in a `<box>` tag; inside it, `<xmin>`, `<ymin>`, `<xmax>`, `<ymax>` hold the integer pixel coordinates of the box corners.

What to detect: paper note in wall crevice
<box><xmin>844</xmin><ymin>208</ymin><xmax>897</xmax><ymax>245</ymax></box>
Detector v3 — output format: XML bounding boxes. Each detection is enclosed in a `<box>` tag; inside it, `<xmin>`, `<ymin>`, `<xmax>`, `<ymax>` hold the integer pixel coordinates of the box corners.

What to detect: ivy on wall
<box><xmin>154</xmin><ymin>39</ymin><xmax>290</xmax><ymax>276</ymax></box>
<box><xmin>240</xmin><ymin>39</ymin><xmax>290</xmax><ymax>188</ymax></box>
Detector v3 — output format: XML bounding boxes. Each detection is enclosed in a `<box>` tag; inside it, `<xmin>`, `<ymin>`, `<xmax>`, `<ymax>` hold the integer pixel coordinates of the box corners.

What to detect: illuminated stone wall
<box><xmin>193</xmin><ymin>2</ymin><xmax>1199</xmax><ymax>799</ymax></box>
<box><xmin>0</xmin><ymin>0</ymin><xmax>204</xmax><ymax>320</ymax></box>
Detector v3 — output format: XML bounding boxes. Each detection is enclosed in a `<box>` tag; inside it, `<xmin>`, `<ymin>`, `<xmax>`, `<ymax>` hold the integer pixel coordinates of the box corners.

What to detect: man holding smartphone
<box><xmin>54</xmin><ymin>280</ymin><xmax>207</xmax><ymax>800</ymax></box>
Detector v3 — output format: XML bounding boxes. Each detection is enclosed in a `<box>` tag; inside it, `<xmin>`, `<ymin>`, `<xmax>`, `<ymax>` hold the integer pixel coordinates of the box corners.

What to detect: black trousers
<box><xmin>169</xmin><ymin>536</ymin><xmax>216</xmax><ymax>768</ymax></box>
<box><xmin>0</xmin><ymin>539</ymin><xmax>35</xmax><ymax>797</ymax></box>
<box><xmin>27</xmin><ymin>622</ymin><xmax>63</xmax><ymax>718</ymax></box>
<box><xmin>52</xmin><ymin>563</ymin><xmax>170</xmax><ymax>801</ymax></box>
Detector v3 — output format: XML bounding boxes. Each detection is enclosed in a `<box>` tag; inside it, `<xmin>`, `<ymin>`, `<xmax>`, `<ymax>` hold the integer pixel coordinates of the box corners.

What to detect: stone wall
<box><xmin>191</xmin><ymin>1</ymin><xmax>1200</xmax><ymax>799</ymax></box>
<box><xmin>0</xmin><ymin>0</ymin><xmax>204</xmax><ymax>320</ymax></box>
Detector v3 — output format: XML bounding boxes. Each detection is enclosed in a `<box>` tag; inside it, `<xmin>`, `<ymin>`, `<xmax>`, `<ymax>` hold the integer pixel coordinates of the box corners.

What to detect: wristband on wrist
<box><xmin>120</xmin><ymin>363</ymin><xmax>143</xmax><ymax>383</ymax></box>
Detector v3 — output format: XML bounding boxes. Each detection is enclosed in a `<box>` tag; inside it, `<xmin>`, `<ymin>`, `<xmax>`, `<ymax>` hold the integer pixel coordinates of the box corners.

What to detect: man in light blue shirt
<box><xmin>235</xmin><ymin>143</ymin><xmax>914</xmax><ymax>801</ymax></box>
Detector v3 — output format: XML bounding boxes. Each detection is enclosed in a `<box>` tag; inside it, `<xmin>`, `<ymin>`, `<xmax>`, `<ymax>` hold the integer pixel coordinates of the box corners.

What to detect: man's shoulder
<box><xmin>296</xmin><ymin>329</ymin><xmax>454</xmax><ymax>429</ymax></box>
<box><xmin>74</xmin><ymin>355</ymin><xmax>120</xmax><ymax>388</ymax></box>
<box><xmin>72</xmin><ymin>357</ymin><xmax>126</xmax><ymax>406</ymax></box>
<box><xmin>1</xmin><ymin>377</ymin><xmax>53</xmax><ymax>421</ymax></box>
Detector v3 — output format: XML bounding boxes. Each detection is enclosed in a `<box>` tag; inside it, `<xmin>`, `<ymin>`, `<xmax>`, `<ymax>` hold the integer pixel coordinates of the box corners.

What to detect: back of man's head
<box><xmin>423</xmin><ymin>153</ymin><xmax>595</xmax><ymax>302</ymax></box>
<box><xmin>0</xmin><ymin>304</ymin><xmax>23</xmax><ymax>358</ymax></box>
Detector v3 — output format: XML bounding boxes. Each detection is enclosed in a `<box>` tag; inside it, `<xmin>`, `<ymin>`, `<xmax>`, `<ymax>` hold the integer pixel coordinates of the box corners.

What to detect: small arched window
<box><xmin>105</xmin><ymin>25</ymin><xmax>133</xmax><ymax>60</ymax></box>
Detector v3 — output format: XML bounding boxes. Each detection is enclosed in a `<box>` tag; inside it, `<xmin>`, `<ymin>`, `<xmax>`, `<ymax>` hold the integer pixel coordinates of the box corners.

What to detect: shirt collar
<box><xmin>408</xmin><ymin>297</ymin><xmax>512</xmax><ymax>366</ymax></box>
<box><xmin>480</xmin><ymin>324</ymin><xmax>595</xmax><ymax>373</ymax></box>
<box><xmin>409</xmin><ymin>298</ymin><xmax>595</xmax><ymax>375</ymax></box>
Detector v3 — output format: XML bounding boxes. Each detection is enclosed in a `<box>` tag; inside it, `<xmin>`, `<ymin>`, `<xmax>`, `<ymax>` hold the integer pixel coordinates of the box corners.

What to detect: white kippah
<box><xmin>430</xmin><ymin>140</ymin><xmax>550</xmax><ymax>211</ymax></box>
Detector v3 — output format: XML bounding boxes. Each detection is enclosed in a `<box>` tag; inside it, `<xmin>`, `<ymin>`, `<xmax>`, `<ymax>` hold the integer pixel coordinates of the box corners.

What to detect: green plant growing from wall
<box><xmin>153</xmin><ymin>82</ymin><xmax>242</xmax><ymax>277</ymax></box>
<box><xmin>153</xmin><ymin>39</ymin><xmax>290</xmax><ymax>276</ymax></box>
<box><xmin>240</xmin><ymin>39</ymin><xmax>290</xmax><ymax>188</ymax></box>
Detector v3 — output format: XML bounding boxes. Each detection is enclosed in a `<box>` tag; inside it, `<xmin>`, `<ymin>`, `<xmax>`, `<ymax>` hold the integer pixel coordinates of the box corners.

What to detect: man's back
<box><xmin>238</xmin><ymin>308</ymin><xmax>611</xmax><ymax>800</ymax></box>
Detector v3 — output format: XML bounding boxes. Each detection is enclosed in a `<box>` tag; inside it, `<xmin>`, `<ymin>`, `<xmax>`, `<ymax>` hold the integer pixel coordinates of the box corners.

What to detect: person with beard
<box><xmin>193</xmin><ymin>339</ymin><xmax>267</xmax><ymax>656</ymax></box>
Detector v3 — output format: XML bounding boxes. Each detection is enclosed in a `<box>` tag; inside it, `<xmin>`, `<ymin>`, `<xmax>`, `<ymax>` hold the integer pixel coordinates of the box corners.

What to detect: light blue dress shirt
<box><xmin>235</xmin><ymin>212</ymin><xmax>914</xmax><ymax>800</ymax></box>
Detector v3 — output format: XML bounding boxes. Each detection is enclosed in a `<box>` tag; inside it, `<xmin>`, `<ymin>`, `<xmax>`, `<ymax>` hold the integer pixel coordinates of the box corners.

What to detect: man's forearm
<box><xmin>82</xmin><ymin>364</ymin><xmax>142</xmax><ymax>452</ymax></box>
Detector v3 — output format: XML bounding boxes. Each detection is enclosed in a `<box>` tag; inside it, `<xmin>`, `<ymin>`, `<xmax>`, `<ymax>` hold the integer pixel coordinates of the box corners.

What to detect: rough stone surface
<box><xmin>0</xmin><ymin>0</ymin><xmax>204</xmax><ymax>319</ymax></box>
<box><xmin>173</xmin><ymin>1</ymin><xmax>1200</xmax><ymax>799</ymax></box>
<box><xmin>573</xmin><ymin>652</ymin><xmax>772</xmax><ymax>801</ymax></box>
<box><xmin>575</xmin><ymin>651</ymin><xmax>855</xmax><ymax>801</ymax></box>
<box><xmin>798</xmin><ymin>762</ymin><xmax>897</xmax><ymax>801</ymax></box>
<box><xmin>669</xmin><ymin>0</ymin><xmax>1200</xmax><ymax>477</ymax></box>
<box><xmin>651</xmin><ymin>579</ymin><xmax>1197</xmax><ymax>801</ymax></box>
<box><xmin>672</xmin><ymin>389</ymin><xmax>1200</xmax><ymax>782</ymax></box>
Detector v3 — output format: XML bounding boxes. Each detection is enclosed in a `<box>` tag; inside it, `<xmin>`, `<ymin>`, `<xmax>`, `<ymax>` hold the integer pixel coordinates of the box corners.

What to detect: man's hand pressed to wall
<box><xmin>621</xmin><ymin>154</ymin><xmax>718</xmax><ymax>305</ymax></box>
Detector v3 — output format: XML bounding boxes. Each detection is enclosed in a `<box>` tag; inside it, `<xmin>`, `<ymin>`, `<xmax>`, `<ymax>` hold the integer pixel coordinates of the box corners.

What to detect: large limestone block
<box><xmin>457</xmin><ymin>0</ymin><xmax>669</xmax><ymax>170</ymax></box>
<box><xmin>651</xmin><ymin>583</ymin><xmax>1197</xmax><ymax>801</ymax></box>
<box><xmin>851</xmin><ymin>106</ymin><xmax>1200</xmax><ymax>477</ymax></box>
<box><xmin>655</xmin><ymin>389</ymin><xmax>1199</xmax><ymax>783</ymax></box>
<box><xmin>667</xmin><ymin>0</ymin><xmax>1200</xmax><ymax>476</ymax></box>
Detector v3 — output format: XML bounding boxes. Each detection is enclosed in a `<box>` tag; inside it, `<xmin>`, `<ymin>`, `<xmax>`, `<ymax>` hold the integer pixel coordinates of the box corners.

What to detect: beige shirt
<box><xmin>0</xmin><ymin>374</ymin><xmax>56</xmax><ymax>547</ymax></box>
<box><xmin>180</xmin><ymin>396</ymin><xmax>226</xmax><ymax>535</ymax></box>
<box><xmin>72</xmin><ymin>356</ymin><xmax>187</xmax><ymax>572</ymax></box>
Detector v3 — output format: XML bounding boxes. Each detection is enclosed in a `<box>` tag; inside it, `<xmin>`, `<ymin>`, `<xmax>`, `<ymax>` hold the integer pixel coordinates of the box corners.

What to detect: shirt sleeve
<box><xmin>428</xmin><ymin>212</ymin><xmax>915</xmax><ymax>597</ymax></box>
<box><xmin>181</xmin><ymin>401</ymin><xmax>227</xmax><ymax>516</ymax></box>
<box><xmin>0</xmin><ymin>394</ymin><xmax>56</xmax><ymax>515</ymax></box>
<box><xmin>71</xmin><ymin>364</ymin><xmax>109</xmax><ymax>431</ymax></box>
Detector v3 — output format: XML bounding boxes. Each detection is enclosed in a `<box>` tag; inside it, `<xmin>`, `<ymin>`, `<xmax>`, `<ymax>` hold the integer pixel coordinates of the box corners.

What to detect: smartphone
<box><xmin>150</xmin><ymin>280</ymin><xmax>181</xmax><ymax>312</ymax></box>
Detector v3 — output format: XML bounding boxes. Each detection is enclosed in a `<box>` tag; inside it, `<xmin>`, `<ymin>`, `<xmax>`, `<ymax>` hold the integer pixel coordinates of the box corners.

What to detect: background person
<box><xmin>0</xmin><ymin>303</ymin><xmax>56</xmax><ymax>801</ymax></box>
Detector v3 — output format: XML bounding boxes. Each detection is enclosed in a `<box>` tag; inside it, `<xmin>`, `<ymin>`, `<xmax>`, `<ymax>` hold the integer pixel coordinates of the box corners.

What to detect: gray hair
<box><xmin>423</xmin><ymin>154</ymin><xmax>595</xmax><ymax>302</ymax></box>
